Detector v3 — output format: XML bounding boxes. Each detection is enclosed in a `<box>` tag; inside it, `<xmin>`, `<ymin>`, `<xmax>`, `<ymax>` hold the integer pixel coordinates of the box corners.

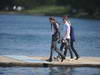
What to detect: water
<box><xmin>0</xmin><ymin>15</ymin><xmax>51</xmax><ymax>56</ymax></box>
<box><xmin>0</xmin><ymin>14</ymin><xmax>100</xmax><ymax>75</ymax></box>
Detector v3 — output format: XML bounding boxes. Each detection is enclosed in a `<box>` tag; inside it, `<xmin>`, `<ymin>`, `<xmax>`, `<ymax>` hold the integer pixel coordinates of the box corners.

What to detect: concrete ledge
<box><xmin>0</xmin><ymin>56</ymin><xmax>100</xmax><ymax>67</ymax></box>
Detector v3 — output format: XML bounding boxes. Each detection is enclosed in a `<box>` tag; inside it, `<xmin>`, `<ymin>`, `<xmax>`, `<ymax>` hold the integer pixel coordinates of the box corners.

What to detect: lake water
<box><xmin>0</xmin><ymin>14</ymin><xmax>100</xmax><ymax>75</ymax></box>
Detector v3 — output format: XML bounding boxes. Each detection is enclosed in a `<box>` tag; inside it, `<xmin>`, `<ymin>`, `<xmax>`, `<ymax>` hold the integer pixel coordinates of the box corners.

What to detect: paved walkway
<box><xmin>0</xmin><ymin>55</ymin><xmax>100</xmax><ymax>67</ymax></box>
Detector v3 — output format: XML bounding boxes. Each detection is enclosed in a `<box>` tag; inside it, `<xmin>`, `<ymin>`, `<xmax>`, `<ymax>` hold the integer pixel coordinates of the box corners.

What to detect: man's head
<box><xmin>62</xmin><ymin>16</ymin><xmax>69</xmax><ymax>20</ymax></box>
<box><xmin>62</xmin><ymin>16</ymin><xmax>69</xmax><ymax>23</ymax></box>
<box><xmin>49</xmin><ymin>17</ymin><xmax>56</xmax><ymax>23</ymax></box>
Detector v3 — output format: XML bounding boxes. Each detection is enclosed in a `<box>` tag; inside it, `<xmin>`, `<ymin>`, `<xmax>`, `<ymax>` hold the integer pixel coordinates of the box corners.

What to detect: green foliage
<box><xmin>21</xmin><ymin>6</ymin><xmax>70</xmax><ymax>16</ymax></box>
<box><xmin>0</xmin><ymin>0</ymin><xmax>15</xmax><ymax>11</ymax></box>
<box><xmin>1</xmin><ymin>0</ymin><xmax>100</xmax><ymax>11</ymax></box>
<box><xmin>0</xmin><ymin>0</ymin><xmax>100</xmax><ymax>18</ymax></box>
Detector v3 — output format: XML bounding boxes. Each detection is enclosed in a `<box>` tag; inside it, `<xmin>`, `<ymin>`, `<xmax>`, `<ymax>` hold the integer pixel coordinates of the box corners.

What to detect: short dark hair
<box><xmin>62</xmin><ymin>16</ymin><xmax>69</xmax><ymax>20</ymax></box>
<box><xmin>49</xmin><ymin>17</ymin><xmax>55</xmax><ymax>21</ymax></box>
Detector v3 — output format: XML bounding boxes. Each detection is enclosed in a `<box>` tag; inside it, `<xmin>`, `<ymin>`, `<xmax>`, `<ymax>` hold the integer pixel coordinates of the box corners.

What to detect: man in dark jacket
<box><xmin>70</xmin><ymin>25</ymin><xmax>79</xmax><ymax>60</ymax></box>
<box><xmin>48</xmin><ymin>17</ymin><xmax>65</xmax><ymax>62</ymax></box>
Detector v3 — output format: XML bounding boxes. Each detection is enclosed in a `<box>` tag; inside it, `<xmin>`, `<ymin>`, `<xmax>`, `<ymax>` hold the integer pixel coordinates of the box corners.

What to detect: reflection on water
<box><xmin>49</xmin><ymin>67</ymin><xmax>72</xmax><ymax>75</ymax></box>
<box><xmin>0</xmin><ymin>67</ymin><xmax>100</xmax><ymax>75</ymax></box>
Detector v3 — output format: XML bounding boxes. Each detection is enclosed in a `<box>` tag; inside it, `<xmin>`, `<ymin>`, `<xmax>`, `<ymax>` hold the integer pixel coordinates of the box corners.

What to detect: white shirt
<box><xmin>63</xmin><ymin>21</ymin><xmax>71</xmax><ymax>39</ymax></box>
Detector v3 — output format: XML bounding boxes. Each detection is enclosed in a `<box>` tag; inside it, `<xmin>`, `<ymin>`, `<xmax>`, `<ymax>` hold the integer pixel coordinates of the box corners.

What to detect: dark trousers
<box><xmin>70</xmin><ymin>41</ymin><xmax>79</xmax><ymax>58</ymax></box>
<box><xmin>49</xmin><ymin>35</ymin><xmax>65</xmax><ymax>60</ymax></box>
<box><xmin>60</xmin><ymin>39</ymin><xmax>73</xmax><ymax>58</ymax></box>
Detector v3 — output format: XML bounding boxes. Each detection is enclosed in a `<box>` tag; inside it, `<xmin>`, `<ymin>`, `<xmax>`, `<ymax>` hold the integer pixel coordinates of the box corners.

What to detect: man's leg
<box><xmin>64</xmin><ymin>39</ymin><xmax>73</xmax><ymax>59</ymax></box>
<box><xmin>55</xmin><ymin>48</ymin><xmax>65</xmax><ymax>59</ymax></box>
<box><xmin>68</xmin><ymin>46</ymin><xmax>73</xmax><ymax>59</ymax></box>
<box><xmin>64</xmin><ymin>43</ymin><xmax>68</xmax><ymax>57</ymax></box>
<box><xmin>54</xmin><ymin>42</ymin><xmax>65</xmax><ymax>62</ymax></box>
<box><xmin>49</xmin><ymin>49</ymin><xmax>53</xmax><ymax>62</ymax></box>
<box><xmin>55</xmin><ymin>50</ymin><xmax>65</xmax><ymax>62</ymax></box>
<box><xmin>48</xmin><ymin>40</ymin><xmax>55</xmax><ymax>62</ymax></box>
<box><xmin>56</xmin><ymin>42</ymin><xmax>65</xmax><ymax>60</ymax></box>
<box><xmin>70</xmin><ymin>41</ymin><xmax>79</xmax><ymax>60</ymax></box>
<box><xmin>60</xmin><ymin>43</ymin><xmax>65</xmax><ymax>52</ymax></box>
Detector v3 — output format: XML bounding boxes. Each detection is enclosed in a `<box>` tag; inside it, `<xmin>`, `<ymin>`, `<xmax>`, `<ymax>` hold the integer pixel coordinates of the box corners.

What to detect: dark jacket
<box><xmin>70</xmin><ymin>26</ymin><xmax>75</xmax><ymax>41</ymax></box>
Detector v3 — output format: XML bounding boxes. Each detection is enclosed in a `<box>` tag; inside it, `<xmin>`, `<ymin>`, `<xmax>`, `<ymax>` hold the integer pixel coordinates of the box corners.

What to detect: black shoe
<box><xmin>70</xmin><ymin>57</ymin><xmax>74</xmax><ymax>59</ymax></box>
<box><xmin>61</xmin><ymin>56</ymin><xmax>65</xmax><ymax>62</ymax></box>
<box><xmin>47</xmin><ymin>58</ymin><xmax>52</xmax><ymax>62</ymax></box>
<box><xmin>75</xmin><ymin>56</ymin><xmax>80</xmax><ymax>60</ymax></box>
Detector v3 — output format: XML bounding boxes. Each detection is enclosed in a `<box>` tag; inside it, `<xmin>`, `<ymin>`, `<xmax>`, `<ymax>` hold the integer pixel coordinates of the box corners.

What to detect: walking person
<box><xmin>48</xmin><ymin>17</ymin><xmax>65</xmax><ymax>62</ymax></box>
<box><xmin>61</xmin><ymin>16</ymin><xmax>79</xmax><ymax>60</ymax></box>
<box><xmin>70</xmin><ymin>21</ymin><xmax>79</xmax><ymax>60</ymax></box>
<box><xmin>59</xmin><ymin>16</ymin><xmax>73</xmax><ymax>60</ymax></box>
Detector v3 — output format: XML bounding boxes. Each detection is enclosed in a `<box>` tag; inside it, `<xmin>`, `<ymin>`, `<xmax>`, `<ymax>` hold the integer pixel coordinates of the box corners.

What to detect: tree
<box><xmin>0</xmin><ymin>0</ymin><xmax>15</xmax><ymax>11</ymax></box>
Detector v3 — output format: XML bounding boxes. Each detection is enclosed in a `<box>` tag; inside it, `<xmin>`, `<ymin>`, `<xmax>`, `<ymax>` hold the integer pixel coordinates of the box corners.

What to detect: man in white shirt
<box><xmin>60</xmin><ymin>16</ymin><xmax>73</xmax><ymax>59</ymax></box>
